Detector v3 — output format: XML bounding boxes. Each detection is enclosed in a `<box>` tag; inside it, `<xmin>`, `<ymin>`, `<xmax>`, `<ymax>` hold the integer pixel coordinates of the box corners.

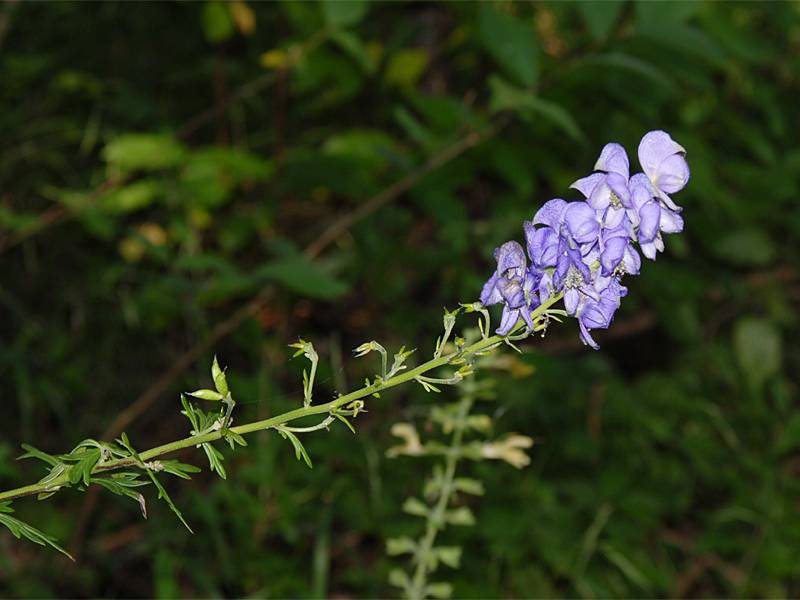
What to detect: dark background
<box><xmin>0</xmin><ymin>1</ymin><xmax>798</xmax><ymax>597</ymax></box>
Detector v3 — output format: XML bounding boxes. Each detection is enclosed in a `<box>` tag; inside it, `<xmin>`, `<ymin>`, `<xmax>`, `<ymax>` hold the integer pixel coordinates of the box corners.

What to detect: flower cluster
<box><xmin>480</xmin><ymin>130</ymin><xmax>689</xmax><ymax>349</ymax></box>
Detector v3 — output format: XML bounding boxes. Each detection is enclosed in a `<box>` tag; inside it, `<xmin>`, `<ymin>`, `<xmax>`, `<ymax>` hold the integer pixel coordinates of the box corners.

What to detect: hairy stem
<box><xmin>0</xmin><ymin>293</ymin><xmax>562</xmax><ymax>504</ymax></box>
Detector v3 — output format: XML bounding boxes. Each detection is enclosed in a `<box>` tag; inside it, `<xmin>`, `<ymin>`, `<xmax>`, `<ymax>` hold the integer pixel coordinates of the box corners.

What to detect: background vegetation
<box><xmin>1</xmin><ymin>1</ymin><xmax>798</xmax><ymax>597</ymax></box>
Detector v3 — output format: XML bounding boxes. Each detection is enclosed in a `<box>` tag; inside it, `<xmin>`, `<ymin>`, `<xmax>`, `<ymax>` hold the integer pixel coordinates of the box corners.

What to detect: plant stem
<box><xmin>0</xmin><ymin>293</ymin><xmax>562</xmax><ymax>504</ymax></box>
<box><xmin>407</xmin><ymin>393</ymin><xmax>473</xmax><ymax>600</ymax></box>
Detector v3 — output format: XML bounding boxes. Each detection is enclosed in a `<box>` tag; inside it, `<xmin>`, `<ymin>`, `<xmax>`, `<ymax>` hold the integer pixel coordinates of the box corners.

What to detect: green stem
<box><xmin>0</xmin><ymin>293</ymin><xmax>563</xmax><ymax>504</ymax></box>
<box><xmin>407</xmin><ymin>393</ymin><xmax>473</xmax><ymax>600</ymax></box>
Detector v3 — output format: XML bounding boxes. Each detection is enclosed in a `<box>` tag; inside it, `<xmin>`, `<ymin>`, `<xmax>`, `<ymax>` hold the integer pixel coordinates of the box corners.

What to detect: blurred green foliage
<box><xmin>0</xmin><ymin>1</ymin><xmax>799</xmax><ymax>597</ymax></box>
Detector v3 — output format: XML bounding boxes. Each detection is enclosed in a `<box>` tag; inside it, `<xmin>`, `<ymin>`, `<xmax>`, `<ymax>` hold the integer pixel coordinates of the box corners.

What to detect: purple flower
<box><xmin>553</xmin><ymin>246</ymin><xmax>598</xmax><ymax>315</ymax></box>
<box><xmin>477</xmin><ymin>130</ymin><xmax>688</xmax><ymax>351</ymax></box>
<box><xmin>524</xmin><ymin>221</ymin><xmax>560</xmax><ymax>269</ymax></box>
<box><xmin>533</xmin><ymin>198</ymin><xmax>600</xmax><ymax>254</ymax></box>
<box><xmin>480</xmin><ymin>241</ymin><xmax>539</xmax><ymax>335</ymax></box>
<box><xmin>576</xmin><ymin>276</ymin><xmax>628</xmax><ymax>349</ymax></box>
<box><xmin>564</xmin><ymin>202</ymin><xmax>600</xmax><ymax>247</ymax></box>
<box><xmin>571</xmin><ymin>142</ymin><xmax>635</xmax><ymax>229</ymax></box>
<box><xmin>638</xmin><ymin>130</ymin><xmax>690</xmax><ymax>212</ymax></box>
<box><xmin>533</xmin><ymin>198</ymin><xmax>568</xmax><ymax>229</ymax></box>
<box><xmin>629</xmin><ymin>173</ymin><xmax>684</xmax><ymax>260</ymax></box>
<box><xmin>598</xmin><ymin>225</ymin><xmax>641</xmax><ymax>277</ymax></box>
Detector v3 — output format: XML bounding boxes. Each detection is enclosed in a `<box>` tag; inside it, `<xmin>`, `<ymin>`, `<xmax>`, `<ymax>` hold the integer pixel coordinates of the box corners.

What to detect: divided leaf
<box><xmin>0</xmin><ymin>505</ymin><xmax>74</xmax><ymax>560</ymax></box>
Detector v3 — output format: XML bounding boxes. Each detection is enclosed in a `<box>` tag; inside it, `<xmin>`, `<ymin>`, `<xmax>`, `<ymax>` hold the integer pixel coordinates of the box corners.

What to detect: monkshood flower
<box><xmin>571</xmin><ymin>142</ymin><xmax>634</xmax><ymax>229</ymax></box>
<box><xmin>531</xmin><ymin>198</ymin><xmax>600</xmax><ymax>254</ymax></box>
<box><xmin>576</xmin><ymin>276</ymin><xmax>628</xmax><ymax>350</ymax></box>
<box><xmin>629</xmin><ymin>173</ymin><xmax>685</xmax><ymax>260</ymax></box>
<box><xmin>480</xmin><ymin>130</ymin><xmax>688</xmax><ymax>349</ymax></box>
<box><xmin>480</xmin><ymin>241</ymin><xmax>539</xmax><ymax>335</ymax></box>
<box><xmin>598</xmin><ymin>224</ymin><xmax>641</xmax><ymax>277</ymax></box>
<box><xmin>638</xmin><ymin>130</ymin><xmax>690</xmax><ymax>211</ymax></box>
<box><xmin>552</xmin><ymin>245</ymin><xmax>596</xmax><ymax>315</ymax></box>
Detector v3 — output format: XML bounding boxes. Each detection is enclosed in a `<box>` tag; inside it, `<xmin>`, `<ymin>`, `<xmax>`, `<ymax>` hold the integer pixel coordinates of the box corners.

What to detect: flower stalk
<box><xmin>0</xmin><ymin>293</ymin><xmax>563</xmax><ymax>505</ymax></box>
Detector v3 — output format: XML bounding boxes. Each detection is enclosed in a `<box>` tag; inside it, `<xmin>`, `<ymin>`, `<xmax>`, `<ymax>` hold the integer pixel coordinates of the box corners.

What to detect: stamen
<box><xmin>564</xmin><ymin>266</ymin><xmax>584</xmax><ymax>289</ymax></box>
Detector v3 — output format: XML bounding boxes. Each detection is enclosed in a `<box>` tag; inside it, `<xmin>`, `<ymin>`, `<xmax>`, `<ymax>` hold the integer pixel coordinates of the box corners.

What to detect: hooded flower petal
<box><xmin>570</xmin><ymin>173</ymin><xmax>605</xmax><ymax>199</ymax></box>
<box><xmin>638</xmin><ymin>200</ymin><xmax>661</xmax><ymax>243</ymax></box>
<box><xmin>533</xmin><ymin>198</ymin><xmax>568</xmax><ymax>228</ymax></box>
<box><xmin>659</xmin><ymin>207</ymin><xmax>684</xmax><ymax>234</ymax></box>
<box><xmin>638</xmin><ymin>130</ymin><xmax>685</xmax><ymax>176</ymax></box>
<box><xmin>564</xmin><ymin>202</ymin><xmax>599</xmax><ymax>245</ymax></box>
<box><xmin>524</xmin><ymin>222</ymin><xmax>560</xmax><ymax>268</ymax></box>
<box><xmin>480</xmin><ymin>272</ymin><xmax>502</xmax><ymax>306</ymax></box>
<box><xmin>621</xmin><ymin>244</ymin><xmax>641</xmax><ymax>275</ymax></box>
<box><xmin>638</xmin><ymin>130</ymin><xmax>689</xmax><ymax>209</ymax></box>
<box><xmin>564</xmin><ymin>288</ymin><xmax>580</xmax><ymax>315</ymax></box>
<box><xmin>496</xmin><ymin>306</ymin><xmax>521</xmax><ymax>336</ymax></box>
<box><xmin>594</xmin><ymin>142</ymin><xmax>630</xmax><ymax>179</ymax></box>
<box><xmin>640</xmin><ymin>239</ymin><xmax>657</xmax><ymax>260</ymax></box>
<box><xmin>600</xmin><ymin>236</ymin><xmax>627</xmax><ymax>276</ymax></box>
<box><xmin>497</xmin><ymin>277</ymin><xmax>525</xmax><ymax>308</ymax></box>
<box><xmin>494</xmin><ymin>241</ymin><xmax>526</xmax><ymax>276</ymax></box>
<box><xmin>655</xmin><ymin>153</ymin><xmax>690</xmax><ymax>194</ymax></box>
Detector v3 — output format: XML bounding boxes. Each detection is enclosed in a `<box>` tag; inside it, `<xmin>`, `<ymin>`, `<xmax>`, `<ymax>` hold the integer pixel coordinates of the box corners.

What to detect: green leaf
<box><xmin>733</xmin><ymin>317</ymin><xmax>782</xmax><ymax>390</ymax></box>
<box><xmin>0</xmin><ymin>510</ymin><xmax>74</xmax><ymax>560</ymax></box>
<box><xmin>321</xmin><ymin>0</ymin><xmax>367</xmax><ymax>27</ymax></box>
<box><xmin>445</xmin><ymin>506</ymin><xmax>475</xmax><ymax>526</ymax></box>
<box><xmin>202</xmin><ymin>443</ymin><xmax>227</xmax><ymax>479</ymax></box>
<box><xmin>388</xmin><ymin>568</ymin><xmax>411</xmax><ymax>590</ymax></box>
<box><xmin>452</xmin><ymin>477</ymin><xmax>485</xmax><ymax>496</ymax></box>
<box><xmin>635</xmin><ymin>17</ymin><xmax>725</xmax><ymax>65</ymax></box>
<box><xmin>330</xmin><ymin>30</ymin><xmax>377</xmax><ymax>74</ymax></box>
<box><xmin>600</xmin><ymin>543</ymin><xmax>654</xmax><ymax>593</ymax></box>
<box><xmin>488</xmin><ymin>76</ymin><xmax>584</xmax><ymax>142</ymax></box>
<box><xmin>257</xmin><ymin>255</ymin><xmax>348</xmax><ymax>299</ymax></box>
<box><xmin>713</xmin><ymin>229</ymin><xmax>776</xmax><ymax>267</ymax></box>
<box><xmin>634</xmin><ymin>0</ymin><xmax>698</xmax><ymax>26</ymax></box>
<box><xmin>18</xmin><ymin>444</ymin><xmax>60</xmax><ymax>467</ymax></box>
<box><xmin>426</xmin><ymin>582</ymin><xmax>454</xmax><ymax>599</ymax></box>
<box><xmin>577</xmin><ymin>1</ymin><xmax>626</xmax><ymax>41</ymax></box>
<box><xmin>147</xmin><ymin>469</ymin><xmax>193</xmax><ymax>533</ymax></box>
<box><xmin>91</xmin><ymin>474</ymin><xmax>149</xmax><ymax>518</ymax></box>
<box><xmin>278</xmin><ymin>429</ymin><xmax>313</xmax><ymax>468</ymax></box>
<box><xmin>117</xmin><ymin>433</ymin><xmax>193</xmax><ymax>532</ymax></box>
<box><xmin>776</xmin><ymin>415</ymin><xmax>800</xmax><ymax>455</ymax></box>
<box><xmin>571</xmin><ymin>53</ymin><xmax>676</xmax><ymax>93</ymax></box>
<box><xmin>103</xmin><ymin>134</ymin><xmax>185</xmax><ymax>173</ymax></box>
<box><xmin>478</xmin><ymin>4</ymin><xmax>539</xmax><ymax>87</ymax></box>
<box><xmin>333</xmin><ymin>413</ymin><xmax>356</xmax><ymax>434</ymax></box>
<box><xmin>385</xmin><ymin>536</ymin><xmax>417</xmax><ymax>556</ymax></box>
<box><xmin>158</xmin><ymin>460</ymin><xmax>202</xmax><ymax>480</ymax></box>
<box><xmin>385</xmin><ymin>48</ymin><xmax>429</xmax><ymax>89</ymax></box>
<box><xmin>224</xmin><ymin>430</ymin><xmax>248</xmax><ymax>449</ymax></box>
<box><xmin>203</xmin><ymin>1</ymin><xmax>235</xmax><ymax>43</ymax></box>
<box><xmin>100</xmin><ymin>180</ymin><xmax>162</xmax><ymax>214</ymax></box>
<box><xmin>435</xmin><ymin>546</ymin><xmax>462</xmax><ymax>568</ymax></box>
<box><xmin>401</xmin><ymin>497</ymin><xmax>429</xmax><ymax>517</ymax></box>
<box><xmin>68</xmin><ymin>448</ymin><xmax>101</xmax><ymax>486</ymax></box>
